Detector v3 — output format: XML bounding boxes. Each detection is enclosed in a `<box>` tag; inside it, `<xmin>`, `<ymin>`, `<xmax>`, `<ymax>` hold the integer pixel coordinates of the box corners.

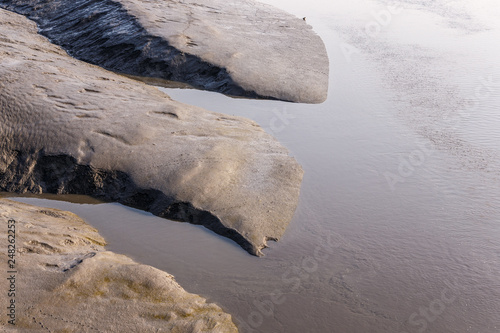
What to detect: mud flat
<box><xmin>0</xmin><ymin>0</ymin><xmax>329</xmax><ymax>103</ymax></box>
<box><xmin>0</xmin><ymin>199</ymin><xmax>238</xmax><ymax>332</ymax></box>
<box><xmin>0</xmin><ymin>8</ymin><xmax>303</xmax><ymax>256</ymax></box>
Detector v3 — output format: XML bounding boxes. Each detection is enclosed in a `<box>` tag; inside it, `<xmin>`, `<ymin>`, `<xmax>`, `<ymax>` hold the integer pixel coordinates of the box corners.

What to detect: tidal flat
<box><xmin>2</xmin><ymin>0</ymin><xmax>500</xmax><ymax>332</ymax></box>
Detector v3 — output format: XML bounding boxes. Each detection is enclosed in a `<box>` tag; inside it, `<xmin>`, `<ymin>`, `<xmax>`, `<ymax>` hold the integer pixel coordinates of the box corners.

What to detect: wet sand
<box><xmin>5</xmin><ymin>0</ymin><xmax>500</xmax><ymax>332</ymax></box>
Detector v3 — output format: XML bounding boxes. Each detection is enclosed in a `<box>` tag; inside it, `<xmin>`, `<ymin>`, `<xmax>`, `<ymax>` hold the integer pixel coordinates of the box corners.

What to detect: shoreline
<box><xmin>0</xmin><ymin>198</ymin><xmax>238</xmax><ymax>332</ymax></box>
<box><xmin>0</xmin><ymin>0</ymin><xmax>328</xmax><ymax>103</ymax></box>
<box><xmin>0</xmin><ymin>7</ymin><xmax>304</xmax><ymax>257</ymax></box>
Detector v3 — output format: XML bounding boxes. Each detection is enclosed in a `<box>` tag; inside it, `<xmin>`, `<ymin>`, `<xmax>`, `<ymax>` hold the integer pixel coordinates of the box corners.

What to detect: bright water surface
<box><xmin>7</xmin><ymin>0</ymin><xmax>500</xmax><ymax>332</ymax></box>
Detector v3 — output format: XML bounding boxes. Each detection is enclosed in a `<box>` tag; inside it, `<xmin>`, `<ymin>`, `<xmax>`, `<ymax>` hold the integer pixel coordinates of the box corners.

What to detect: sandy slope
<box><xmin>0</xmin><ymin>199</ymin><xmax>238</xmax><ymax>332</ymax></box>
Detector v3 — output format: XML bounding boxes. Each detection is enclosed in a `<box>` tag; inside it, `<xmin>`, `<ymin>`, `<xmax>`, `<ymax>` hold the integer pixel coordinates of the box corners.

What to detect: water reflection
<box><xmin>4</xmin><ymin>0</ymin><xmax>500</xmax><ymax>332</ymax></box>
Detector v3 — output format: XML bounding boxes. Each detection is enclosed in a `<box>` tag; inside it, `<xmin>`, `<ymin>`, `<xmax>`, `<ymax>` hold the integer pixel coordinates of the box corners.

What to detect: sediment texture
<box><xmin>0</xmin><ymin>199</ymin><xmax>238</xmax><ymax>332</ymax></box>
<box><xmin>0</xmin><ymin>9</ymin><xmax>304</xmax><ymax>256</ymax></box>
<box><xmin>0</xmin><ymin>0</ymin><xmax>329</xmax><ymax>103</ymax></box>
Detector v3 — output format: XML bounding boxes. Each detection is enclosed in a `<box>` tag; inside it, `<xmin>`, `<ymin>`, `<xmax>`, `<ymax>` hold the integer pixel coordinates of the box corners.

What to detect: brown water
<box><xmin>7</xmin><ymin>0</ymin><xmax>500</xmax><ymax>332</ymax></box>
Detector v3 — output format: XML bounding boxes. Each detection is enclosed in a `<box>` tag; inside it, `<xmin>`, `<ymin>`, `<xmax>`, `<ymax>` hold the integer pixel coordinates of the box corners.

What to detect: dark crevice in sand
<box><xmin>0</xmin><ymin>0</ymin><xmax>279</xmax><ymax>101</ymax></box>
<box><xmin>0</xmin><ymin>149</ymin><xmax>258</xmax><ymax>255</ymax></box>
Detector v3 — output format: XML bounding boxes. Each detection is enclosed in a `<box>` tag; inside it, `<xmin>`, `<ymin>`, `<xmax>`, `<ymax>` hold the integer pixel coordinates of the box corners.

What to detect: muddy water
<box><xmin>7</xmin><ymin>0</ymin><xmax>500</xmax><ymax>332</ymax></box>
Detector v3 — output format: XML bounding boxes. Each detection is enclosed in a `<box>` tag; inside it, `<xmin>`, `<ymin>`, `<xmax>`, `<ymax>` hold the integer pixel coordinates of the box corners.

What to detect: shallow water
<box><xmin>7</xmin><ymin>0</ymin><xmax>500</xmax><ymax>332</ymax></box>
